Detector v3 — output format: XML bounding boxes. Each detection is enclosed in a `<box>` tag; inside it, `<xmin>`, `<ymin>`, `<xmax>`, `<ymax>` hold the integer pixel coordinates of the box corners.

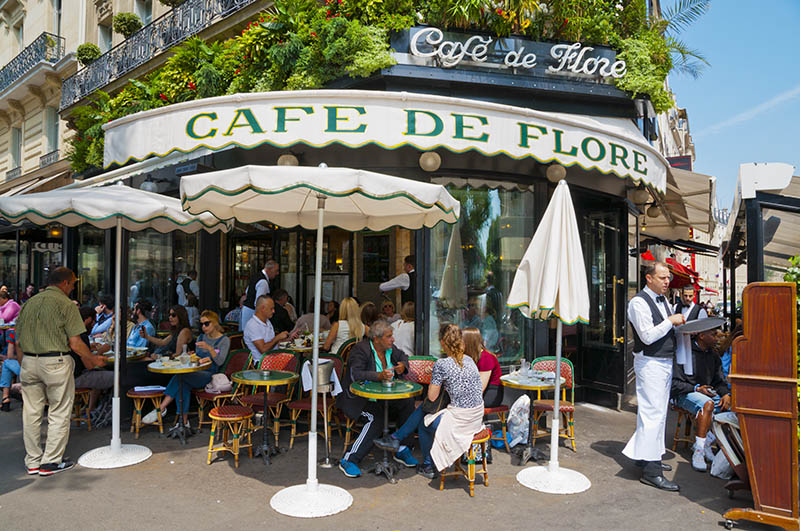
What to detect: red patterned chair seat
<box><xmin>532</xmin><ymin>399</ymin><xmax>575</xmax><ymax>413</ymax></box>
<box><xmin>238</xmin><ymin>392</ymin><xmax>289</xmax><ymax>410</ymax></box>
<box><xmin>483</xmin><ymin>405</ymin><xmax>509</xmax><ymax>414</ymax></box>
<box><xmin>287</xmin><ymin>397</ymin><xmax>329</xmax><ymax>412</ymax></box>
<box><xmin>407</xmin><ymin>358</ymin><xmax>435</xmax><ymax>385</ymax></box>
<box><xmin>209</xmin><ymin>405</ymin><xmax>253</xmax><ymax>420</ymax></box>
<box><xmin>472</xmin><ymin>427</ymin><xmax>492</xmax><ymax>442</ymax></box>
<box><xmin>192</xmin><ymin>389</ymin><xmax>228</xmax><ymax>401</ymax></box>
<box><xmin>127</xmin><ymin>389</ymin><xmax>165</xmax><ymax>398</ymax></box>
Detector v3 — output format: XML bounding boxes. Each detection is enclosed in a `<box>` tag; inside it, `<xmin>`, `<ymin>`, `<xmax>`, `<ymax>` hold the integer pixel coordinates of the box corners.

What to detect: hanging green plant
<box><xmin>113</xmin><ymin>12</ymin><xmax>143</xmax><ymax>38</ymax></box>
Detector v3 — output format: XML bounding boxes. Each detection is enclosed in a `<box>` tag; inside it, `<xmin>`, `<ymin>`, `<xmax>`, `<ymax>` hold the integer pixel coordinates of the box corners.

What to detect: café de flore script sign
<box><xmin>103</xmin><ymin>90</ymin><xmax>667</xmax><ymax>192</ymax></box>
<box><xmin>393</xmin><ymin>26</ymin><xmax>626</xmax><ymax>81</ymax></box>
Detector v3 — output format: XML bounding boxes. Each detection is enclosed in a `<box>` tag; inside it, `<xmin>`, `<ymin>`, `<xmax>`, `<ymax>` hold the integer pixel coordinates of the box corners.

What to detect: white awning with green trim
<box><xmin>103</xmin><ymin>90</ymin><xmax>669</xmax><ymax>193</ymax></box>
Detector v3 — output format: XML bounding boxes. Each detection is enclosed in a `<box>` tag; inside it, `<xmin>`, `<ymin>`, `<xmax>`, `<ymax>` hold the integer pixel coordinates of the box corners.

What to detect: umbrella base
<box><xmin>270</xmin><ymin>482</ymin><xmax>353</xmax><ymax>518</ymax></box>
<box><xmin>78</xmin><ymin>444</ymin><xmax>152</xmax><ymax>469</ymax></box>
<box><xmin>516</xmin><ymin>465</ymin><xmax>591</xmax><ymax>494</ymax></box>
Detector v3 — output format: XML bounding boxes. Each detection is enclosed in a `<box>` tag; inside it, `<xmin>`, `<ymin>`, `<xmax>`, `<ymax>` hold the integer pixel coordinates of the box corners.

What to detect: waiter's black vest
<box><xmin>630</xmin><ymin>290</ymin><xmax>676</xmax><ymax>358</ymax></box>
<box><xmin>402</xmin><ymin>270</ymin><xmax>416</xmax><ymax>305</ymax></box>
<box><xmin>243</xmin><ymin>270</ymin><xmax>268</xmax><ymax>310</ymax></box>
<box><xmin>676</xmin><ymin>301</ymin><xmax>702</xmax><ymax>322</ymax></box>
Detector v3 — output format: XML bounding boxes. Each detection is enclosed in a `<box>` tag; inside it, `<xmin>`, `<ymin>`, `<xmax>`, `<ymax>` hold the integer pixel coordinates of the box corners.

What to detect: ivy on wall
<box><xmin>67</xmin><ymin>0</ymin><xmax>706</xmax><ymax>173</ymax></box>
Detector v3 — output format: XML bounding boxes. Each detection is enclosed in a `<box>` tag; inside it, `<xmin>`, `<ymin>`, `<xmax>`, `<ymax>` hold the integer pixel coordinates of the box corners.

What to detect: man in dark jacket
<box><xmin>337</xmin><ymin>319</ymin><xmax>416</xmax><ymax>478</ymax></box>
<box><xmin>671</xmin><ymin>324</ymin><xmax>730</xmax><ymax>472</ymax></box>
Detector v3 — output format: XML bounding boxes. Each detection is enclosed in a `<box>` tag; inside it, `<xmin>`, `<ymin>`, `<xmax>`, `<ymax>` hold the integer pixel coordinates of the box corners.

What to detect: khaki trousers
<box><xmin>21</xmin><ymin>354</ymin><xmax>75</xmax><ymax>468</ymax></box>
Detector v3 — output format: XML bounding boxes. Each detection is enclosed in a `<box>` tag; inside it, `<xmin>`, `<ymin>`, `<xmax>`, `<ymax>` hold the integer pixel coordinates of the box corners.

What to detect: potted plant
<box><xmin>113</xmin><ymin>12</ymin><xmax>144</xmax><ymax>38</ymax></box>
<box><xmin>77</xmin><ymin>43</ymin><xmax>102</xmax><ymax>66</ymax></box>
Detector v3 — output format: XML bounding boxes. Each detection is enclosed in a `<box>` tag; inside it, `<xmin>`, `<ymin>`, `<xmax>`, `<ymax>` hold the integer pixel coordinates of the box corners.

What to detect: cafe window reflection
<box><xmin>429</xmin><ymin>180</ymin><xmax>535</xmax><ymax>365</ymax></box>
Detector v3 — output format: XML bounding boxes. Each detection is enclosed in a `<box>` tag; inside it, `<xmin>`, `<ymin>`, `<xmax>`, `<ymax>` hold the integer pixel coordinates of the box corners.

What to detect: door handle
<box><xmin>612</xmin><ymin>275</ymin><xmax>625</xmax><ymax>344</ymax></box>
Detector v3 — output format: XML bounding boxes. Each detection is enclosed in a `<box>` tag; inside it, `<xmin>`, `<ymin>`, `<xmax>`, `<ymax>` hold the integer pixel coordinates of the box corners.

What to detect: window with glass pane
<box><xmin>429</xmin><ymin>184</ymin><xmax>535</xmax><ymax>365</ymax></box>
<box><xmin>233</xmin><ymin>239</ymin><xmax>273</xmax><ymax>301</ymax></box>
<box><xmin>128</xmin><ymin>229</ymin><xmax>171</xmax><ymax>326</ymax></box>
<box><xmin>76</xmin><ymin>227</ymin><xmax>104</xmax><ymax>307</ymax></box>
<box><xmin>0</xmin><ymin>239</ymin><xmax>28</xmax><ymax>297</ymax></box>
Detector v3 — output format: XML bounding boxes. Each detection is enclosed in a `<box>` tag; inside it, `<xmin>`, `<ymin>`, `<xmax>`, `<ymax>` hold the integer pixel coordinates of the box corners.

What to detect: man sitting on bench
<box><xmin>671</xmin><ymin>319</ymin><xmax>731</xmax><ymax>472</ymax></box>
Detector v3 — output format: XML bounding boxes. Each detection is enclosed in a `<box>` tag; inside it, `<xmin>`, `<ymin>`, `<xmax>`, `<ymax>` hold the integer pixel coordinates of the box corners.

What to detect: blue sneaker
<box><xmin>339</xmin><ymin>459</ymin><xmax>361</xmax><ymax>478</ymax></box>
<box><xmin>394</xmin><ymin>447</ymin><xmax>419</xmax><ymax>468</ymax></box>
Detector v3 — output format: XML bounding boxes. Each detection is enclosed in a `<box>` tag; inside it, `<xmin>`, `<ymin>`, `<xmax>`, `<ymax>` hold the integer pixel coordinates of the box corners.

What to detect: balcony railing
<box><xmin>6</xmin><ymin>166</ymin><xmax>21</xmax><ymax>180</ymax></box>
<box><xmin>0</xmin><ymin>32</ymin><xmax>65</xmax><ymax>95</ymax></box>
<box><xmin>40</xmin><ymin>150</ymin><xmax>60</xmax><ymax>168</ymax></box>
<box><xmin>60</xmin><ymin>0</ymin><xmax>258</xmax><ymax>110</ymax></box>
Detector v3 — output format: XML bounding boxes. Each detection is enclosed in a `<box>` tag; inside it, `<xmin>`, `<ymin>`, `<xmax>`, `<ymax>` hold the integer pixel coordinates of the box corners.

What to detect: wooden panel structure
<box><xmin>725</xmin><ymin>283</ymin><xmax>799</xmax><ymax>531</ymax></box>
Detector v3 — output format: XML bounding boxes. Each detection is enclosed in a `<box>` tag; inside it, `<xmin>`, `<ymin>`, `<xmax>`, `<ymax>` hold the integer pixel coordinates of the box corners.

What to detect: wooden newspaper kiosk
<box><xmin>724</xmin><ymin>283</ymin><xmax>799</xmax><ymax>530</ymax></box>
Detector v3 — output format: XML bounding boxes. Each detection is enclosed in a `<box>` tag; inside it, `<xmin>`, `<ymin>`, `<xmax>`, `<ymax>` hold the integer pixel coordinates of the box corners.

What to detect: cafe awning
<box><xmin>102</xmin><ymin>90</ymin><xmax>672</xmax><ymax>193</ymax></box>
<box><xmin>640</xmin><ymin>167</ymin><xmax>716</xmax><ymax>240</ymax></box>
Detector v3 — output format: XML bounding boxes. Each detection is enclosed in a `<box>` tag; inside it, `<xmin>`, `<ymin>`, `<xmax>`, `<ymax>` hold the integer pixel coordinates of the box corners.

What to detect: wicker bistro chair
<box><xmin>439</xmin><ymin>427</ymin><xmax>491</xmax><ymax>497</ymax></box>
<box><xmin>406</xmin><ymin>356</ymin><xmax>436</xmax><ymax>386</ymax></box>
<box><xmin>287</xmin><ymin>355</ymin><xmax>343</xmax><ymax>450</ymax></box>
<box><xmin>71</xmin><ymin>388</ymin><xmax>92</xmax><ymax>431</ymax></box>
<box><xmin>530</xmin><ymin>356</ymin><xmax>577</xmax><ymax>452</ymax></box>
<box><xmin>335</xmin><ymin>337</ymin><xmax>357</xmax><ymax>364</ymax></box>
<box><xmin>671</xmin><ymin>403</ymin><xmax>698</xmax><ymax>451</ymax></box>
<box><xmin>127</xmin><ymin>388</ymin><xmax>165</xmax><ymax>438</ymax></box>
<box><xmin>226</xmin><ymin>332</ymin><xmax>244</xmax><ymax>352</ymax></box>
<box><xmin>236</xmin><ymin>351</ymin><xmax>298</xmax><ymax>446</ymax></box>
<box><xmin>193</xmin><ymin>349</ymin><xmax>252</xmax><ymax>432</ymax></box>
<box><xmin>206</xmin><ymin>404</ymin><xmax>254</xmax><ymax>468</ymax></box>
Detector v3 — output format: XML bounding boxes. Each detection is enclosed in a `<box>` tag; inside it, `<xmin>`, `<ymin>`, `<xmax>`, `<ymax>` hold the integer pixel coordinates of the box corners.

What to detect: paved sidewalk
<box><xmin>0</xmin><ymin>399</ymin><xmax>772</xmax><ymax>531</ymax></box>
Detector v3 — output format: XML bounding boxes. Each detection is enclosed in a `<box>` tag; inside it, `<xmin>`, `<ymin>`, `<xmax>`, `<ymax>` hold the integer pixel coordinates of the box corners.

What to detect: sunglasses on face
<box><xmin>169</xmin><ymin>313</ymin><xmax>177</xmax><ymax>318</ymax></box>
<box><xmin>200</xmin><ymin>321</ymin><xmax>212</xmax><ymax>327</ymax></box>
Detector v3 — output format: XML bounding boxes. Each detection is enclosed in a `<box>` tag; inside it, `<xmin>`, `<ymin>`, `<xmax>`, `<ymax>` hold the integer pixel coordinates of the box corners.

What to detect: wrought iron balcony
<box><xmin>60</xmin><ymin>0</ymin><xmax>258</xmax><ymax>110</ymax></box>
<box><xmin>40</xmin><ymin>150</ymin><xmax>60</xmax><ymax>168</ymax></box>
<box><xmin>0</xmin><ymin>32</ymin><xmax>65</xmax><ymax>95</ymax></box>
<box><xmin>6</xmin><ymin>166</ymin><xmax>21</xmax><ymax>180</ymax></box>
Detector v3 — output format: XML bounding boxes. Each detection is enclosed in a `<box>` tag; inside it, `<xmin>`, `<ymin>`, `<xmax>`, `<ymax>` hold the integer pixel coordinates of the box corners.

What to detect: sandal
<box><xmin>1</xmin><ymin>398</ymin><xmax>11</xmax><ymax>412</ymax></box>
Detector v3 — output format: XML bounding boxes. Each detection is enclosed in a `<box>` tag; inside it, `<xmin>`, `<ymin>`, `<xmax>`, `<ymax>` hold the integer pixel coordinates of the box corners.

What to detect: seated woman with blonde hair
<box><xmin>374</xmin><ymin>324</ymin><xmax>484</xmax><ymax>479</ymax></box>
<box><xmin>391</xmin><ymin>302</ymin><xmax>415</xmax><ymax>354</ymax></box>
<box><xmin>323</xmin><ymin>297</ymin><xmax>365</xmax><ymax>353</ymax></box>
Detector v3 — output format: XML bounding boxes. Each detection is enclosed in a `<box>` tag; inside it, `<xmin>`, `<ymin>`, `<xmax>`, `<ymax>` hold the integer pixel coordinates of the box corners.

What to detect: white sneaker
<box><xmin>142</xmin><ymin>409</ymin><xmax>162</xmax><ymax>425</ymax></box>
<box><xmin>704</xmin><ymin>445</ymin><xmax>716</xmax><ymax>462</ymax></box>
<box><xmin>692</xmin><ymin>447</ymin><xmax>707</xmax><ymax>472</ymax></box>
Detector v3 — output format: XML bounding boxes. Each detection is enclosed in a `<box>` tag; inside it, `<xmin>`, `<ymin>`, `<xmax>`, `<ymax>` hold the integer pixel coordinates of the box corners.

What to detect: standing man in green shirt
<box><xmin>15</xmin><ymin>267</ymin><xmax>106</xmax><ymax>476</ymax></box>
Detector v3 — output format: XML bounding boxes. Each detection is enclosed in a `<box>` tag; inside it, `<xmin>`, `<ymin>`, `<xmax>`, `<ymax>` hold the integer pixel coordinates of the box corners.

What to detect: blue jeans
<box><xmin>675</xmin><ymin>391</ymin><xmax>721</xmax><ymax>416</ymax></box>
<box><xmin>164</xmin><ymin>371</ymin><xmax>212</xmax><ymax>414</ymax></box>
<box><xmin>392</xmin><ymin>405</ymin><xmax>441</xmax><ymax>466</ymax></box>
<box><xmin>1</xmin><ymin>359</ymin><xmax>21</xmax><ymax>388</ymax></box>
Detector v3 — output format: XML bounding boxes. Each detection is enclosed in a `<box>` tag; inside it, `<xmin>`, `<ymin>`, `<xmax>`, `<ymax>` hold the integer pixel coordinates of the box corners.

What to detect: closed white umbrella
<box><xmin>0</xmin><ymin>183</ymin><xmax>230</xmax><ymax>469</ymax></box>
<box><xmin>438</xmin><ymin>226</ymin><xmax>467</xmax><ymax>309</ymax></box>
<box><xmin>506</xmin><ymin>178</ymin><xmax>591</xmax><ymax>494</ymax></box>
<box><xmin>181</xmin><ymin>164</ymin><xmax>459</xmax><ymax>518</ymax></box>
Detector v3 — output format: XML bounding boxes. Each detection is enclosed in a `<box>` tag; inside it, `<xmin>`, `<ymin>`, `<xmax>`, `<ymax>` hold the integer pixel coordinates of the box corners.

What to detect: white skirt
<box><xmin>622</xmin><ymin>354</ymin><xmax>673</xmax><ymax>462</ymax></box>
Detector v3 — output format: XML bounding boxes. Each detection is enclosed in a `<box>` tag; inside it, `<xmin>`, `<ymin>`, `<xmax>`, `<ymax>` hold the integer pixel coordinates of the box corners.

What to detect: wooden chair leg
<box><xmin>196</xmin><ymin>400</ymin><xmax>206</xmax><ymax>432</ymax></box>
<box><xmin>467</xmin><ymin>445</ymin><xmax>476</xmax><ymax>497</ymax></box>
<box><xmin>439</xmin><ymin>469</ymin><xmax>446</xmax><ymax>491</ymax></box>
<box><xmin>672</xmin><ymin>411</ymin><xmax>682</xmax><ymax>451</ymax></box>
<box><xmin>289</xmin><ymin>410</ymin><xmax>300</xmax><ymax>449</ymax></box>
<box><xmin>499</xmin><ymin>412</ymin><xmax>511</xmax><ymax>452</ymax></box>
<box><xmin>151</xmin><ymin>396</ymin><xmax>164</xmax><ymax>434</ymax></box>
<box><xmin>481</xmin><ymin>441</ymin><xmax>489</xmax><ymax>488</ymax></box>
<box><xmin>131</xmin><ymin>397</ymin><xmax>143</xmax><ymax>437</ymax></box>
<box><xmin>247</xmin><ymin>419</ymin><xmax>254</xmax><ymax>458</ymax></box>
<box><xmin>567</xmin><ymin>412</ymin><xmax>576</xmax><ymax>452</ymax></box>
<box><xmin>232</xmin><ymin>421</ymin><xmax>241</xmax><ymax>469</ymax></box>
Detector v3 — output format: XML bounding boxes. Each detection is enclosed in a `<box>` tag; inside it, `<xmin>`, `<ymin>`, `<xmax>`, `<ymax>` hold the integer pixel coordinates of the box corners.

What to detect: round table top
<box><xmin>278</xmin><ymin>342</ymin><xmax>314</xmax><ymax>353</ymax></box>
<box><xmin>232</xmin><ymin>370</ymin><xmax>298</xmax><ymax>387</ymax></box>
<box><xmin>350</xmin><ymin>380</ymin><xmax>422</xmax><ymax>400</ymax></box>
<box><xmin>147</xmin><ymin>360</ymin><xmax>212</xmax><ymax>374</ymax></box>
<box><xmin>500</xmin><ymin>374</ymin><xmax>564</xmax><ymax>391</ymax></box>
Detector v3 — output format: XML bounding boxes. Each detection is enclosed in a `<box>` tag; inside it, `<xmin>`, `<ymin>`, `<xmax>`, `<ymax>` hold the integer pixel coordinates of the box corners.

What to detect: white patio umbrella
<box><xmin>505</xmin><ymin>178</ymin><xmax>591</xmax><ymax>494</ymax></box>
<box><xmin>0</xmin><ymin>183</ymin><xmax>231</xmax><ymax>469</ymax></box>
<box><xmin>181</xmin><ymin>164</ymin><xmax>459</xmax><ymax>518</ymax></box>
<box><xmin>438</xmin><ymin>225</ymin><xmax>467</xmax><ymax>309</ymax></box>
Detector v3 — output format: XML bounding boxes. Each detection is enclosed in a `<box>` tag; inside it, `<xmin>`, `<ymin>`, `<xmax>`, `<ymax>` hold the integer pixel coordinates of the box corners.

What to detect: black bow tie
<box><xmin>656</xmin><ymin>296</ymin><xmax>665</xmax><ymax>303</ymax></box>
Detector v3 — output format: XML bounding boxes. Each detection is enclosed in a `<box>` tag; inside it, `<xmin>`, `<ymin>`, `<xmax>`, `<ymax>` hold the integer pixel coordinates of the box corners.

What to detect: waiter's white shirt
<box><xmin>379</xmin><ymin>271</ymin><xmax>411</xmax><ymax>292</ymax></box>
<box><xmin>627</xmin><ymin>286</ymin><xmax>675</xmax><ymax>352</ymax></box>
<box><xmin>680</xmin><ymin>302</ymin><xmax>708</xmax><ymax>320</ymax></box>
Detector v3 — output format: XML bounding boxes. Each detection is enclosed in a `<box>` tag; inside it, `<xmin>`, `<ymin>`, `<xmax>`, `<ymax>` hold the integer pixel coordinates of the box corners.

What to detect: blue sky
<box><xmin>668</xmin><ymin>1</ymin><xmax>800</xmax><ymax>212</ymax></box>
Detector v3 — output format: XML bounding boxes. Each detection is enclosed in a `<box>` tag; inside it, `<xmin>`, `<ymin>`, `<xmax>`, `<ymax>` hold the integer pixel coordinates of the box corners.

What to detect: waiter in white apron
<box><xmin>623</xmin><ymin>261</ymin><xmax>685</xmax><ymax>491</ymax></box>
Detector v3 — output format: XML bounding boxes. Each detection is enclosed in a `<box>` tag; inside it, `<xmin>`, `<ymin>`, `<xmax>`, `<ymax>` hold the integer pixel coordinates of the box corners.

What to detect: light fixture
<box><xmin>632</xmin><ymin>188</ymin><xmax>650</xmax><ymax>204</ymax></box>
<box><xmin>49</xmin><ymin>227</ymin><xmax>62</xmax><ymax>238</ymax></box>
<box><xmin>646</xmin><ymin>204</ymin><xmax>660</xmax><ymax>218</ymax></box>
<box><xmin>546</xmin><ymin>163</ymin><xmax>566</xmax><ymax>182</ymax></box>
<box><xmin>277</xmin><ymin>153</ymin><xmax>299</xmax><ymax>166</ymax></box>
<box><xmin>640</xmin><ymin>216</ymin><xmax>647</xmax><ymax>232</ymax></box>
<box><xmin>419</xmin><ymin>151</ymin><xmax>441</xmax><ymax>172</ymax></box>
<box><xmin>140</xmin><ymin>174</ymin><xmax>158</xmax><ymax>192</ymax></box>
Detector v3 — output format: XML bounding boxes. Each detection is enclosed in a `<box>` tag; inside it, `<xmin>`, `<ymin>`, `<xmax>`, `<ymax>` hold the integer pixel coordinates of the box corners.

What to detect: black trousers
<box><xmin>483</xmin><ymin>384</ymin><xmax>504</xmax><ymax>408</ymax></box>
<box><xmin>343</xmin><ymin>397</ymin><xmax>415</xmax><ymax>464</ymax></box>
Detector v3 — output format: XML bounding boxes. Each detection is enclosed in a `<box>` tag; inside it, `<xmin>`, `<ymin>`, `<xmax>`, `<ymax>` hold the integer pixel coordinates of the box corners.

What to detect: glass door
<box><xmin>578</xmin><ymin>206</ymin><xmax>627</xmax><ymax>394</ymax></box>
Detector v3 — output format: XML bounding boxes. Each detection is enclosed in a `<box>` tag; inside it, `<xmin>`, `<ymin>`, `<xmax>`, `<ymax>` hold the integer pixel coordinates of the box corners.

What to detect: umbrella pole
<box><xmin>270</xmin><ymin>186</ymin><xmax>352</xmax><ymax>518</ymax></box>
<box><xmin>548</xmin><ymin>320</ymin><xmax>562</xmax><ymax>472</ymax></box>
<box><xmin>77</xmin><ymin>217</ymin><xmax>152</xmax><ymax>469</ymax></box>
<box><xmin>307</xmin><ymin>196</ymin><xmax>325</xmax><ymax>490</ymax></box>
<box><xmin>111</xmin><ymin>218</ymin><xmax>122</xmax><ymax>453</ymax></box>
